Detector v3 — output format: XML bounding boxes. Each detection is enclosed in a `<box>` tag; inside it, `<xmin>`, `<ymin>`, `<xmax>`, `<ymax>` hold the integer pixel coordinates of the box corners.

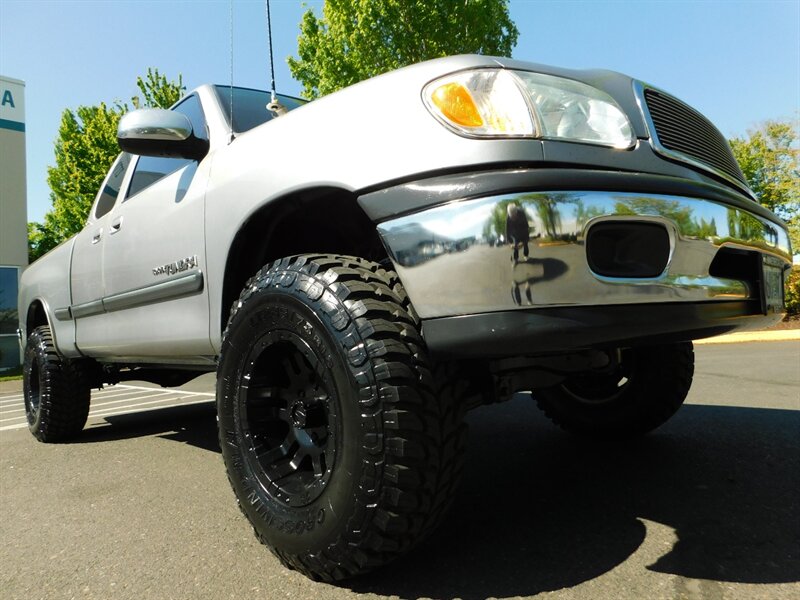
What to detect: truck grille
<box><xmin>643</xmin><ymin>88</ymin><xmax>748</xmax><ymax>189</ymax></box>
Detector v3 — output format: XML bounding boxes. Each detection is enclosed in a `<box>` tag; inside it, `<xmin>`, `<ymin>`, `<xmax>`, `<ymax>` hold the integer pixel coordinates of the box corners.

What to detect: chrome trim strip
<box><xmin>66</xmin><ymin>271</ymin><xmax>204</xmax><ymax>320</ymax></box>
<box><xmin>377</xmin><ymin>190</ymin><xmax>791</xmax><ymax>319</ymax></box>
<box><xmin>632</xmin><ymin>81</ymin><xmax>755</xmax><ymax>200</ymax></box>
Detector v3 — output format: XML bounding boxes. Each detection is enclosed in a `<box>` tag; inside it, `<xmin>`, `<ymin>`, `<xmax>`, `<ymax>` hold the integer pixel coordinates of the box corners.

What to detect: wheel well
<box><xmin>220</xmin><ymin>187</ymin><xmax>388</xmax><ymax>332</ymax></box>
<box><xmin>26</xmin><ymin>300</ymin><xmax>49</xmax><ymax>336</ymax></box>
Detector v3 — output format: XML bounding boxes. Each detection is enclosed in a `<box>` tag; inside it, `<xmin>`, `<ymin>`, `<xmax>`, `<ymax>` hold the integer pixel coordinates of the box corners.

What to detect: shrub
<box><xmin>786</xmin><ymin>265</ymin><xmax>800</xmax><ymax>315</ymax></box>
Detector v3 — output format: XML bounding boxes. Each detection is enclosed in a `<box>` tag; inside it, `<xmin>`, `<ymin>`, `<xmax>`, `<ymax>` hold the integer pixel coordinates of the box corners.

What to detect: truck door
<box><xmin>86</xmin><ymin>94</ymin><xmax>213</xmax><ymax>359</ymax></box>
<box><xmin>72</xmin><ymin>153</ymin><xmax>130</xmax><ymax>354</ymax></box>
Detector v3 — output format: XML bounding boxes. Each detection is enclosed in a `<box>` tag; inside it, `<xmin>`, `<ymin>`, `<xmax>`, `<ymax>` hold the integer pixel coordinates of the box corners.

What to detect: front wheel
<box><xmin>533</xmin><ymin>342</ymin><xmax>694</xmax><ymax>439</ymax></box>
<box><xmin>217</xmin><ymin>255</ymin><xmax>466</xmax><ymax>581</ymax></box>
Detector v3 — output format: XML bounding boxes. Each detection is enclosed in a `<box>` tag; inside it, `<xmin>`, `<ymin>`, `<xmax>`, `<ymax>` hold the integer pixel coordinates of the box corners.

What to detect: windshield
<box><xmin>214</xmin><ymin>86</ymin><xmax>306</xmax><ymax>133</ymax></box>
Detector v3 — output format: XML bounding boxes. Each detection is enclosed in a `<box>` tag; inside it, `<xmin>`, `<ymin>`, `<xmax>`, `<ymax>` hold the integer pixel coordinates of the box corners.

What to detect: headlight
<box><xmin>423</xmin><ymin>68</ymin><xmax>635</xmax><ymax>149</ymax></box>
<box><xmin>424</xmin><ymin>69</ymin><xmax>534</xmax><ymax>137</ymax></box>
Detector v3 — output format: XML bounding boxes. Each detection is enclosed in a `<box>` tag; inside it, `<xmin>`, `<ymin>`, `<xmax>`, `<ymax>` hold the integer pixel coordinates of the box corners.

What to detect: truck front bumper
<box><xmin>372</xmin><ymin>183</ymin><xmax>791</xmax><ymax>357</ymax></box>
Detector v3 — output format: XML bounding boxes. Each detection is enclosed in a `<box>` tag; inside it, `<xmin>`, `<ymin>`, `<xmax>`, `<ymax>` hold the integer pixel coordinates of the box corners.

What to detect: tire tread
<box><xmin>24</xmin><ymin>326</ymin><xmax>91</xmax><ymax>442</ymax></box>
<box><xmin>218</xmin><ymin>254</ymin><xmax>467</xmax><ymax>581</ymax></box>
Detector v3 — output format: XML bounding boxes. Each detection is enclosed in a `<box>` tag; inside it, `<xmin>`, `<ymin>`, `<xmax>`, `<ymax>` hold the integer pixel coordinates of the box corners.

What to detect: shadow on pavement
<box><xmin>72</xmin><ymin>395</ymin><xmax>799</xmax><ymax>598</ymax></box>
<box><xmin>76</xmin><ymin>402</ymin><xmax>220</xmax><ymax>453</ymax></box>
<box><xmin>350</xmin><ymin>397</ymin><xmax>800</xmax><ymax>599</ymax></box>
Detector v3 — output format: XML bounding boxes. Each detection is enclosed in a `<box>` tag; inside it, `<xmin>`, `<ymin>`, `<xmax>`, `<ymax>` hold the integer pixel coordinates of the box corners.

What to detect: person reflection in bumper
<box><xmin>506</xmin><ymin>203</ymin><xmax>530</xmax><ymax>263</ymax></box>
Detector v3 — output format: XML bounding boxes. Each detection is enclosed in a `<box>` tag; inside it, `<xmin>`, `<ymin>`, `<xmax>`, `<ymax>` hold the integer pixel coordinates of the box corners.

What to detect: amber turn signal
<box><xmin>430</xmin><ymin>82</ymin><xmax>484</xmax><ymax>128</ymax></box>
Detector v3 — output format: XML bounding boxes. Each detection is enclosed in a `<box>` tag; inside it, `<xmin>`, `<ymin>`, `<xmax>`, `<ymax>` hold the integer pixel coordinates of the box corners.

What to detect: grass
<box><xmin>0</xmin><ymin>365</ymin><xmax>23</xmax><ymax>382</ymax></box>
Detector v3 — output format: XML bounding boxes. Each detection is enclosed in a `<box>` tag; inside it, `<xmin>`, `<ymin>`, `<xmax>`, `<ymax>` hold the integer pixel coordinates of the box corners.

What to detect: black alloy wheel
<box><xmin>239</xmin><ymin>330</ymin><xmax>339</xmax><ymax>507</ymax></box>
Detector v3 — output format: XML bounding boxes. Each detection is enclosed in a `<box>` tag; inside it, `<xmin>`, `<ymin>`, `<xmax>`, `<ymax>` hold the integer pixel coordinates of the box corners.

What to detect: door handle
<box><xmin>109</xmin><ymin>216</ymin><xmax>123</xmax><ymax>235</ymax></box>
<box><xmin>91</xmin><ymin>229</ymin><xmax>102</xmax><ymax>244</ymax></box>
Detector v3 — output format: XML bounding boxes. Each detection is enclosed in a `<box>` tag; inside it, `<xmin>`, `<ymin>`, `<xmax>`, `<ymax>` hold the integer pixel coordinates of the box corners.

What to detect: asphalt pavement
<box><xmin>1</xmin><ymin>341</ymin><xmax>798</xmax><ymax>600</ymax></box>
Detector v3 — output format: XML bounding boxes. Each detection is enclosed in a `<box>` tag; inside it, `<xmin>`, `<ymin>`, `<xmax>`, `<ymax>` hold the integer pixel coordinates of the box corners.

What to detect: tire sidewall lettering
<box><xmin>218</xmin><ymin>281</ymin><xmax>370</xmax><ymax>550</ymax></box>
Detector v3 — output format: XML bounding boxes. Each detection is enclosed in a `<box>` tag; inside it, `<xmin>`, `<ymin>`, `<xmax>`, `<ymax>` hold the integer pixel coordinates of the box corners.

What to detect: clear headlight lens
<box><xmin>515</xmin><ymin>71</ymin><xmax>634</xmax><ymax>149</ymax></box>
<box><xmin>423</xmin><ymin>68</ymin><xmax>635</xmax><ymax>149</ymax></box>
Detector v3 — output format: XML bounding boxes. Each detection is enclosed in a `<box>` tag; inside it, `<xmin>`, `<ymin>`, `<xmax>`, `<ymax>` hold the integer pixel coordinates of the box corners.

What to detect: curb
<box><xmin>695</xmin><ymin>330</ymin><xmax>800</xmax><ymax>345</ymax></box>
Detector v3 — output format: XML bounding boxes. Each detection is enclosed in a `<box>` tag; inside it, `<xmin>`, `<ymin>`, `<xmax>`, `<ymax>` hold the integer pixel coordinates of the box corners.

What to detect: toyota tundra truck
<box><xmin>17</xmin><ymin>55</ymin><xmax>792</xmax><ymax>580</ymax></box>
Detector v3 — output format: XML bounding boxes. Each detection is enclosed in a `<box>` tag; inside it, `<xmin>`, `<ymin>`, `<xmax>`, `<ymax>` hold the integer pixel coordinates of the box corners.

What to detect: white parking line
<box><xmin>111</xmin><ymin>384</ymin><xmax>215</xmax><ymax>397</ymax></box>
<box><xmin>0</xmin><ymin>384</ymin><xmax>216</xmax><ymax>432</ymax></box>
<box><xmin>0</xmin><ymin>409</ymin><xmax>26</xmax><ymax>423</ymax></box>
<box><xmin>90</xmin><ymin>388</ymin><xmax>151</xmax><ymax>399</ymax></box>
<box><xmin>85</xmin><ymin>398</ymin><xmax>215</xmax><ymax>421</ymax></box>
<box><xmin>88</xmin><ymin>395</ymin><xmax>209</xmax><ymax>417</ymax></box>
<box><xmin>0</xmin><ymin>421</ymin><xmax>29</xmax><ymax>431</ymax></box>
<box><xmin>0</xmin><ymin>397</ymin><xmax>214</xmax><ymax>432</ymax></box>
<box><xmin>89</xmin><ymin>391</ymin><xmax>178</xmax><ymax>408</ymax></box>
<box><xmin>0</xmin><ymin>387</ymin><xmax>165</xmax><ymax>413</ymax></box>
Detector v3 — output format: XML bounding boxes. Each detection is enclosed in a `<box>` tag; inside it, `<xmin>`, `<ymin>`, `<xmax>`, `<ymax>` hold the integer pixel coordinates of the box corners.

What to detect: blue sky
<box><xmin>1</xmin><ymin>0</ymin><xmax>798</xmax><ymax>224</ymax></box>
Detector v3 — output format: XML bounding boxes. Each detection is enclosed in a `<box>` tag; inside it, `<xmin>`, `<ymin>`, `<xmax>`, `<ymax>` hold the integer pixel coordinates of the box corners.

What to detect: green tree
<box><xmin>614</xmin><ymin>196</ymin><xmax>698</xmax><ymax>234</ymax></box>
<box><xmin>132</xmin><ymin>68</ymin><xmax>184</xmax><ymax>109</ymax></box>
<box><xmin>34</xmin><ymin>102</ymin><xmax>126</xmax><ymax>258</ymax></box>
<box><xmin>28</xmin><ymin>69</ymin><xmax>185</xmax><ymax>261</ymax></box>
<box><xmin>533</xmin><ymin>195</ymin><xmax>564</xmax><ymax>240</ymax></box>
<box><xmin>786</xmin><ymin>266</ymin><xmax>800</xmax><ymax>314</ymax></box>
<box><xmin>288</xmin><ymin>0</ymin><xmax>519</xmax><ymax>99</ymax></box>
<box><xmin>730</xmin><ymin>119</ymin><xmax>800</xmax><ymax>252</ymax></box>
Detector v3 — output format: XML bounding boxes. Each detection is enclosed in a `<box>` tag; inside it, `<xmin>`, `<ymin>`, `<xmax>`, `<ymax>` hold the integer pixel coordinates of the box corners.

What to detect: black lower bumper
<box><xmin>422</xmin><ymin>301</ymin><xmax>781</xmax><ymax>358</ymax></box>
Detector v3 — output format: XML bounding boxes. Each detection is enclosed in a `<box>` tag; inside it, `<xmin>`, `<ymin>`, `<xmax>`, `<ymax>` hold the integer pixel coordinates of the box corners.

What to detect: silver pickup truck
<box><xmin>18</xmin><ymin>55</ymin><xmax>792</xmax><ymax>580</ymax></box>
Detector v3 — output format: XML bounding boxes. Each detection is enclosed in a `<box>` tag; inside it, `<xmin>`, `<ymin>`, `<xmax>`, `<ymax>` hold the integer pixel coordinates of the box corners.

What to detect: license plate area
<box><xmin>761</xmin><ymin>255</ymin><xmax>785</xmax><ymax>314</ymax></box>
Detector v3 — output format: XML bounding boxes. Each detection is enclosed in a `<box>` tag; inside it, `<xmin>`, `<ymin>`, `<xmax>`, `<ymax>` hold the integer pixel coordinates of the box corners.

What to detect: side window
<box><xmin>125</xmin><ymin>94</ymin><xmax>207</xmax><ymax>199</ymax></box>
<box><xmin>174</xmin><ymin>94</ymin><xmax>208</xmax><ymax>141</ymax></box>
<box><xmin>94</xmin><ymin>153</ymin><xmax>131</xmax><ymax>219</ymax></box>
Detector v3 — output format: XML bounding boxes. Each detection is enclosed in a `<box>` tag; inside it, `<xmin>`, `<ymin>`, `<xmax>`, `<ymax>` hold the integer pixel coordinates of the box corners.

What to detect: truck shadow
<box><xmin>77</xmin><ymin>401</ymin><xmax>221</xmax><ymax>453</ymax></box>
<box><xmin>349</xmin><ymin>397</ymin><xmax>800</xmax><ymax>599</ymax></box>
<box><xmin>74</xmin><ymin>396</ymin><xmax>799</xmax><ymax>597</ymax></box>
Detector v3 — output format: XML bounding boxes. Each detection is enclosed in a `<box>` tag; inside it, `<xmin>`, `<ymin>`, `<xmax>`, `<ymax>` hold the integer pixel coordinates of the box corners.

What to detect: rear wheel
<box><xmin>534</xmin><ymin>342</ymin><xmax>694</xmax><ymax>438</ymax></box>
<box><xmin>23</xmin><ymin>325</ymin><xmax>91</xmax><ymax>442</ymax></box>
<box><xmin>217</xmin><ymin>255</ymin><xmax>466</xmax><ymax>581</ymax></box>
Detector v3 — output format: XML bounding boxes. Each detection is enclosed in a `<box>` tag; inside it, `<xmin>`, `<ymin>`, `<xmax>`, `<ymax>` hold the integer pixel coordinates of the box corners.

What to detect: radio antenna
<box><xmin>228</xmin><ymin>0</ymin><xmax>235</xmax><ymax>141</ymax></box>
<box><xmin>266</xmin><ymin>0</ymin><xmax>276</xmax><ymax>103</ymax></box>
<box><xmin>265</xmin><ymin>0</ymin><xmax>287</xmax><ymax>117</ymax></box>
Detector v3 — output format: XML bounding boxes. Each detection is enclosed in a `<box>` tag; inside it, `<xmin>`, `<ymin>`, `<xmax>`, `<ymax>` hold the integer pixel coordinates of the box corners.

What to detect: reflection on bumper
<box><xmin>377</xmin><ymin>191</ymin><xmax>791</xmax><ymax>319</ymax></box>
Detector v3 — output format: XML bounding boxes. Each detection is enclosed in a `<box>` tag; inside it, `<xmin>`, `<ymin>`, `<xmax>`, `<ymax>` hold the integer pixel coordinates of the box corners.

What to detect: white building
<box><xmin>0</xmin><ymin>75</ymin><xmax>27</xmax><ymax>371</ymax></box>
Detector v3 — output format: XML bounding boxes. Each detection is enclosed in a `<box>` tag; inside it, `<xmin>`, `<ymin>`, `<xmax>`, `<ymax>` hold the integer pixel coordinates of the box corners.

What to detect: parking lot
<box><xmin>1</xmin><ymin>341</ymin><xmax>798</xmax><ymax>600</ymax></box>
<box><xmin>1</xmin><ymin>384</ymin><xmax>215</xmax><ymax>434</ymax></box>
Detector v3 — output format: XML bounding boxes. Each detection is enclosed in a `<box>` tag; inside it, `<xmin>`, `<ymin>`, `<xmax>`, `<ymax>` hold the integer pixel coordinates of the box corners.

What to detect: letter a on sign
<box><xmin>1</xmin><ymin>90</ymin><xmax>14</xmax><ymax>108</ymax></box>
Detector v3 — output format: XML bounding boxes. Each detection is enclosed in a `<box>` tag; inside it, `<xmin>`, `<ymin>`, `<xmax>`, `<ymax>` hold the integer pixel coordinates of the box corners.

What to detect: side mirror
<box><xmin>117</xmin><ymin>108</ymin><xmax>208</xmax><ymax>160</ymax></box>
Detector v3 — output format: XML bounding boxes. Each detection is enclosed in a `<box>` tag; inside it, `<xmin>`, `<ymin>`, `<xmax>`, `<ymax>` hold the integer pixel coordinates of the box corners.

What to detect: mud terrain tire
<box><xmin>217</xmin><ymin>255</ymin><xmax>466</xmax><ymax>581</ymax></box>
<box><xmin>23</xmin><ymin>325</ymin><xmax>91</xmax><ymax>442</ymax></box>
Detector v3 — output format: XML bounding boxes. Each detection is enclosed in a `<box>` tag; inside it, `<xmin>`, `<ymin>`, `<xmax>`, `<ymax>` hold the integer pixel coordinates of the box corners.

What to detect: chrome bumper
<box><xmin>377</xmin><ymin>191</ymin><xmax>791</xmax><ymax>319</ymax></box>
